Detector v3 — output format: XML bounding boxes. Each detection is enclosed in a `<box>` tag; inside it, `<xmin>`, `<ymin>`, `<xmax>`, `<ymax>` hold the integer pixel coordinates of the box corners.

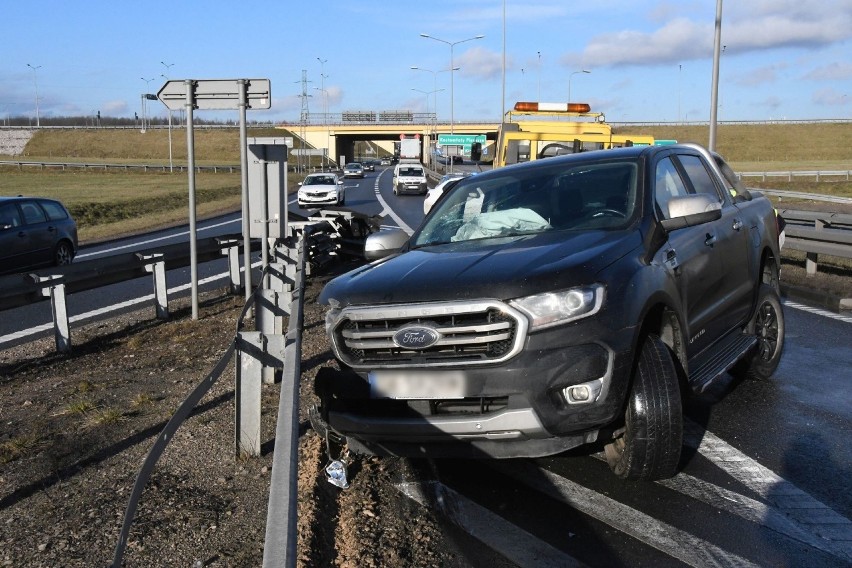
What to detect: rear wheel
<box><xmin>54</xmin><ymin>241</ymin><xmax>74</xmax><ymax>266</ymax></box>
<box><xmin>733</xmin><ymin>284</ymin><xmax>785</xmax><ymax>380</ymax></box>
<box><xmin>605</xmin><ymin>334</ymin><xmax>682</xmax><ymax>481</ymax></box>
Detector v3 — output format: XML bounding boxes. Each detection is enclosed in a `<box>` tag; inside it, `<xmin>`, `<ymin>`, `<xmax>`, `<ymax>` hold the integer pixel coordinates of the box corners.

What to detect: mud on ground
<box><xmin>0</xmin><ymin>276</ymin><xmax>503</xmax><ymax>567</ymax></box>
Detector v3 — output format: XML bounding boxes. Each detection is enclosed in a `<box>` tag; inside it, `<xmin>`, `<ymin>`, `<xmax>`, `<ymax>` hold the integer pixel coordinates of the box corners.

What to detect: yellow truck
<box><xmin>491</xmin><ymin>101</ymin><xmax>660</xmax><ymax>169</ymax></box>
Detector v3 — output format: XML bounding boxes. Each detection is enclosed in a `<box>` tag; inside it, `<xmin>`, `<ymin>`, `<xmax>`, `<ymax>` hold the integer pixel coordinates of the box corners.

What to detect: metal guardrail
<box><xmin>779</xmin><ymin>209</ymin><xmax>852</xmax><ymax>275</ymax></box>
<box><xmin>740</xmin><ymin>170</ymin><xmax>852</xmax><ymax>182</ymax></box>
<box><xmin>97</xmin><ymin>211</ymin><xmax>372</xmax><ymax>567</ymax></box>
<box><xmin>0</xmin><ymin>159</ymin><xmax>237</xmax><ymax>173</ymax></box>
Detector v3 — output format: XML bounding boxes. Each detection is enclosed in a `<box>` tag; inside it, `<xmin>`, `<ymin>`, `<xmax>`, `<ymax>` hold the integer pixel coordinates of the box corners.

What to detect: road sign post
<box><xmin>157</xmin><ymin>79</ymin><xmax>272</xmax><ymax>318</ymax></box>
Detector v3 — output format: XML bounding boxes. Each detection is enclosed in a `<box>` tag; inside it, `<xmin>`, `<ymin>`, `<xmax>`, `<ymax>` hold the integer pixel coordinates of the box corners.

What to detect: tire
<box><xmin>54</xmin><ymin>241</ymin><xmax>74</xmax><ymax>266</ymax></box>
<box><xmin>733</xmin><ymin>284</ymin><xmax>785</xmax><ymax>380</ymax></box>
<box><xmin>605</xmin><ymin>334</ymin><xmax>683</xmax><ymax>481</ymax></box>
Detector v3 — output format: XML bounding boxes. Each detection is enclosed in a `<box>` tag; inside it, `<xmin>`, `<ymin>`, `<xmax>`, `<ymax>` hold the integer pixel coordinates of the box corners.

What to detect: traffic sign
<box><xmin>157</xmin><ymin>79</ymin><xmax>271</xmax><ymax>111</ymax></box>
<box><xmin>437</xmin><ymin>134</ymin><xmax>486</xmax><ymax>147</ymax></box>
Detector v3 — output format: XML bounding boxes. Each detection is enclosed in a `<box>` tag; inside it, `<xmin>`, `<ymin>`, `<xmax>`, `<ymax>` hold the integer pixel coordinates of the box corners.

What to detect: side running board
<box><xmin>688</xmin><ymin>332</ymin><xmax>758</xmax><ymax>393</ymax></box>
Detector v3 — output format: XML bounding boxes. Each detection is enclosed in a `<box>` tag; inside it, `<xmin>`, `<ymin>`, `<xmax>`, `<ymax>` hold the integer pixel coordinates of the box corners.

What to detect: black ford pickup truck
<box><xmin>314</xmin><ymin>143</ymin><xmax>785</xmax><ymax>481</ymax></box>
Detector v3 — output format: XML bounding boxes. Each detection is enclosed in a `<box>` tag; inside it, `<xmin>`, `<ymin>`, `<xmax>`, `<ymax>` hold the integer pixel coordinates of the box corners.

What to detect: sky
<box><xmin>2</xmin><ymin>0</ymin><xmax>851</xmax><ymax>125</ymax></box>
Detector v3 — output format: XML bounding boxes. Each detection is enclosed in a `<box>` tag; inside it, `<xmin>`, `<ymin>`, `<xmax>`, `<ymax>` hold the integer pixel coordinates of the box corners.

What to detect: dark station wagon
<box><xmin>0</xmin><ymin>196</ymin><xmax>79</xmax><ymax>275</ymax></box>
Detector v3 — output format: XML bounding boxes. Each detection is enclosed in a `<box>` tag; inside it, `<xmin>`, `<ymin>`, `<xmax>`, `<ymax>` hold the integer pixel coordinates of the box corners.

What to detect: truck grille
<box><xmin>330</xmin><ymin>300</ymin><xmax>528</xmax><ymax>369</ymax></box>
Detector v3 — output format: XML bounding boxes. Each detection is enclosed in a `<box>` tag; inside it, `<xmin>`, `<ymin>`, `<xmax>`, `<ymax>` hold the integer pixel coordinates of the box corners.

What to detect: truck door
<box><xmin>675</xmin><ymin>154</ymin><xmax>753</xmax><ymax>333</ymax></box>
<box><xmin>653</xmin><ymin>156</ymin><xmax>722</xmax><ymax>356</ymax></box>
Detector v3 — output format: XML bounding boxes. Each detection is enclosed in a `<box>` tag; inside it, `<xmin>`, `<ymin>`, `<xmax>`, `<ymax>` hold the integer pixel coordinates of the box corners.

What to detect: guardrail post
<box><xmin>805</xmin><ymin>219</ymin><xmax>825</xmax><ymax>276</ymax></box>
<box><xmin>236</xmin><ymin>331</ymin><xmax>264</xmax><ymax>457</ymax></box>
<box><xmin>31</xmin><ymin>274</ymin><xmax>71</xmax><ymax>353</ymax></box>
<box><xmin>139</xmin><ymin>253</ymin><xmax>169</xmax><ymax>319</ymax></box>
<box><xmin>218</xmin><ymin>238</ymin><xmax>243</xmax><ymax>295</ymax></box>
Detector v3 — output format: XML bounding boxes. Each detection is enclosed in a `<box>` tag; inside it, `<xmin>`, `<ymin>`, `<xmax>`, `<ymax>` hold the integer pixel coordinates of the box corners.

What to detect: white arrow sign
<box><xmin>157</xmin><ymin>79</ymin><xmax>271</xmax><ymax>111</ymax></box>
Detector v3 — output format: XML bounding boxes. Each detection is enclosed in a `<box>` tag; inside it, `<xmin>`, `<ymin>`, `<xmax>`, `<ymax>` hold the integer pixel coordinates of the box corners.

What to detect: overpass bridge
<box><xmin>282</xmin><ymin>115</ymin><xmax>499</xmax><ymax>166</ymax></box>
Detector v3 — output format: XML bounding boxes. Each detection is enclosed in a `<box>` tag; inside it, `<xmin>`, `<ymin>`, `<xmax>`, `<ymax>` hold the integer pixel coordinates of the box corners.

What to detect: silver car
<box><xmin>297</xmin><ymin>173</ymin><xmax>345</xmax><ymax>208</ymax></box>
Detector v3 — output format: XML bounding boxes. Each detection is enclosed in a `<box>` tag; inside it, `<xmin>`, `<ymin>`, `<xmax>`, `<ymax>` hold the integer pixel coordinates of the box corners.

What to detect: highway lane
<box><xmin>0</xmin><ymin>165</ymin><xmax>408</xmax><ymax>345</ymax></box>
<box><xmin>403</xmin><ymin>303</ymin><xmax>852</xmax><ymax>567</ymax></box>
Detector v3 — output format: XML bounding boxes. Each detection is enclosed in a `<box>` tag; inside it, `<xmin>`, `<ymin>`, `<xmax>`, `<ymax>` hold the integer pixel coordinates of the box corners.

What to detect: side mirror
<box><xmin>660</xmin><ymin>194</ymin><xmax>722</xmax><ymax>231</ymax></box>
<box><xmin>364</xmin><ymin>229</ymin><xmax>409</xmax><ymax>260</ymax></box>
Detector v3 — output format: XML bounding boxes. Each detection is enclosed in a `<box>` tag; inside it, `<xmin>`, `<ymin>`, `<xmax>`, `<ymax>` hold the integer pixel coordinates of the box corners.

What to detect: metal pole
<box><xmin>709</xmin><ymin>0</ymin><xmax>723</xmax><ymax>152</ymax></box>
<box><xmin>259</xmin><ymin>146</ymin><xmax>270</xmax><ymax>277</ymax></box>
<box><xmin>167</xmin><ymin>110</ymin><xmax>173</xmax><ymax>171</ymax></box>
<box><xmin>238</xmin><ymin>80</ymin><xmax>252</xmax><ymax>301</ymax></box>
<box><xmin>27</xmin><ymin>64</ymin><xmax>41</xmax><ymax>127</ymax></box>
<box><xmin>184</xmin><ymin>80</ymin><xmax>199</xmax><ymax>320</ymax></box>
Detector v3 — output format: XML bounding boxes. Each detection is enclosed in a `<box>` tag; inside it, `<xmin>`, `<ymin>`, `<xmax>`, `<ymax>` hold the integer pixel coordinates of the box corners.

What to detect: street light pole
<box><xmin>420</xmin><ymin>33</ymin><xmax>484</xmax><ymax>135</ymax></box>
<box><xmin>410</xmin><ymin>66</ymin><xmax>458</xmax><ymax>121</ymax></box>
<box><xmin>26</xmin><ymin>64</ymin><xmax>42</xmax><ymax>127</ymax></box>
<box><xmin>568</xmin><ymin>70</ymin><xmax>591</xmax><ymax>103</ymax></box>
<box><xmin>317</xmin><ymin>58</ymin><xmax>328</xmax><ymax>169</ymax></box>
<box><xmin>140</xmin><ymin>77</ymin><xmax>155</xmax><ymax>132</ymax></box>
<box><xmin>160</xmin><ymin>61</ymin><xmax>176</xmax><ymax>170</ymax></box>
<box><xmin>314</xmin><ymin>86</ymin><xmax>330</xmax><ymax>170</ymax></box>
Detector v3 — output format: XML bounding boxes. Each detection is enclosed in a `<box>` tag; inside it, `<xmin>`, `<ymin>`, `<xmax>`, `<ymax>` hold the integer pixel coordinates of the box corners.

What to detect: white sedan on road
<box><xmin>297</xmin><ymin>173</ymin><xmax>345</xmax><ymax>208</ymax></box>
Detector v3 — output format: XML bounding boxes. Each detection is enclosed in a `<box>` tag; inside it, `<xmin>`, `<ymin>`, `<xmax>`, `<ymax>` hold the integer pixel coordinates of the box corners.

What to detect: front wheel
<box><xmin>733</xmin><ymin>284</ymin><xmax>785</xmax><ymax>380</ymax></box>
<box><xmin>605</xmin><ymin>334</ymin><xmax>683</xmax><ymax>481</ymax></box>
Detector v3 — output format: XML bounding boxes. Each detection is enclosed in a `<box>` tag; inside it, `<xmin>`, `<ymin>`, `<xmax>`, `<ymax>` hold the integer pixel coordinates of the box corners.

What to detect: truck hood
<box><xmin>319</xmin><ymin>230</ymin><xmax>641</xmax><ymax>307</ymax></box>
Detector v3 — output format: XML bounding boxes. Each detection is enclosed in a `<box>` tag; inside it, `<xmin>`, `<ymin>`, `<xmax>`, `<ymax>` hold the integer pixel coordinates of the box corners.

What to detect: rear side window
<box><xmin>677</xmin><ymin>155</ymin><xmax>722</xmax><ymax>201</ymax></box>
<box><xmin>39</xmin><ymin>200</ymin><xmax>70</xmax><ymax>221</ymax></box>
<box><xmin>20</xmin><ymin>201</ymin><xmax>48</xmax><ymax>225</ymax></box>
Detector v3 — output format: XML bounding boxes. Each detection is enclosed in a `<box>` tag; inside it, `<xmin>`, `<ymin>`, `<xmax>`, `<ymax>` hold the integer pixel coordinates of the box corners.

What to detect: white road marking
<box><xmin>396</xmin><ymin>480</ymin><xmax>585</xmax><ymax>568</ymax></box>
<box><xmin>492</xmin><ymin>461</ymin><xmax>760</xmax><ymax>568</ymax></box>
<box><xmin>373</xmin><ymin>170</ymin><xmax>414</xmax><ymax>235</ymax></box>
<box><xmin>684</xmin><ymin>420</ymin><xmax>852</xmax><ymax>559</ymax></box>
<box><xmin>75</xmin><ymin>217</ymin><xmax>240</xmax><ymax>259</ymax></box>
<box><xmin>0</xmin><ymin>267</ymin><xmax>241</xmax><ymax>346</ymax></box>
<box><xmin>783</xmin><ymin>299</ymin><xmax>852</xmax><ymax>323</ymax></box>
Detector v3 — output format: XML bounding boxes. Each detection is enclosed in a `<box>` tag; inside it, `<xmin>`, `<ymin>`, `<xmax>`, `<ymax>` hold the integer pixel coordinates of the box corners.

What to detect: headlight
<box><xmin>510</xmin><ymin>284</ymin><xmax>604</xmax><ymax>330</ymax></box>
<box><xmin>325</xmin><ymin>307</ymin><xmax>341</xmax><ymax>334</ymax></box>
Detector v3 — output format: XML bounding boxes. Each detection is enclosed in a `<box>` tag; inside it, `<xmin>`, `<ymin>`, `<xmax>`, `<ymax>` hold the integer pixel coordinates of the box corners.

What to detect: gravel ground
<box><xmin>0</xmin><ymin>270</ymin><xmax>505</xmax><ymax>567</ymax></box>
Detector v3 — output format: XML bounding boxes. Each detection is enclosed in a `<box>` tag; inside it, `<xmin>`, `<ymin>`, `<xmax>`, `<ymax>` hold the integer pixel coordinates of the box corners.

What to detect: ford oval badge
<box><xmin>393</xmin><ymin>325</ymin><xmax>440</xmax><ymax>350</ymax></box>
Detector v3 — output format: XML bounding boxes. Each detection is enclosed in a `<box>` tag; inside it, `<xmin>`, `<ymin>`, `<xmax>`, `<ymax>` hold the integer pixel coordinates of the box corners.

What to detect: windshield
<box><xmin>399</xmin><ymin>167</ymin><xmax>423</xmax><ymax>176</ymax></box>
<box><xmin>305</xmin><ymin>175</ymin><xmax>335</xmax><ymax>185</ymax></box>
<box><xmin>413</xmin><ymin>157</ymin><xmax>639</xmax><ymax>247</ymax></box>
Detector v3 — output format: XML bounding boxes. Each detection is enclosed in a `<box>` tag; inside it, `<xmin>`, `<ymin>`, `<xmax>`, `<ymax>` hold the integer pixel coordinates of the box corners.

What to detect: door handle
<box><xmin>732</xmin><ymin>219</ymin><xmax>743</xmax><ymax>231</ymax></box>
<box><xmin>705</xmin><ymin>234</ymin><xmax>717</xmax><ymax>246</ymax></box>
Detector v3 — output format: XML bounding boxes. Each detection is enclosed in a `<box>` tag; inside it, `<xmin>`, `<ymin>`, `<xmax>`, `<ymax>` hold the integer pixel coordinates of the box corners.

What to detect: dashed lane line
<box><xmin>783</xmin><ymin>299</ymin><xmax>852</xmax><ymax>323</ymax></box>
<box><xmin>0</xmin><ymin>268</ymin><xmax>237</xmax><ymax>346</ymax></box>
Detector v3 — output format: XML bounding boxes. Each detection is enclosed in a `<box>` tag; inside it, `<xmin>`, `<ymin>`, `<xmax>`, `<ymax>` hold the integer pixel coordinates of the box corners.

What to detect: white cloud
<box><xmin>456</xmin><ymin>46</ymin><xmax>505</xmax><ymax>81</ymax></box>
<box><xmin>731</xmin><ymin>65</ymin><xmax>782</xmax><ymax>87</ymax></box>
<box><xmin>102</xmin><ymin>100</ymin><xmax>128</xmax><ymax>115</ymax></box>
<box><xmin>570</xmin><ymin>1</ymin><xmax>852</xmax><ymax>68</ymax></box>
<box><xmin>812</xmin><ymin>88</ymin><xmax>849</xmax><ymax>106</ymax></box>
<box><xmin>804</xmin><ymin>62</ymin><xmax>852</xmax><ymax>81</ymax></box>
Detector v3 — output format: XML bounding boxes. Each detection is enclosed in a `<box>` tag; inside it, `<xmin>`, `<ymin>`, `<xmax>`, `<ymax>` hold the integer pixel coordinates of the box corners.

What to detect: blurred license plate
<box><xmin>369</xmin><ymin>371</ymin><xmax>465</xmax><ymax>400</ymax></box>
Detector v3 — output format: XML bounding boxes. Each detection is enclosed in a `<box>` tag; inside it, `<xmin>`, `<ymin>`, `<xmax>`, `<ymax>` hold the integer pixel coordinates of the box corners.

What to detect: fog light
<box><xmin>568</xmin><ymin>385</ymin><xmax>590</xmax><ymax>402</ymax></box>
